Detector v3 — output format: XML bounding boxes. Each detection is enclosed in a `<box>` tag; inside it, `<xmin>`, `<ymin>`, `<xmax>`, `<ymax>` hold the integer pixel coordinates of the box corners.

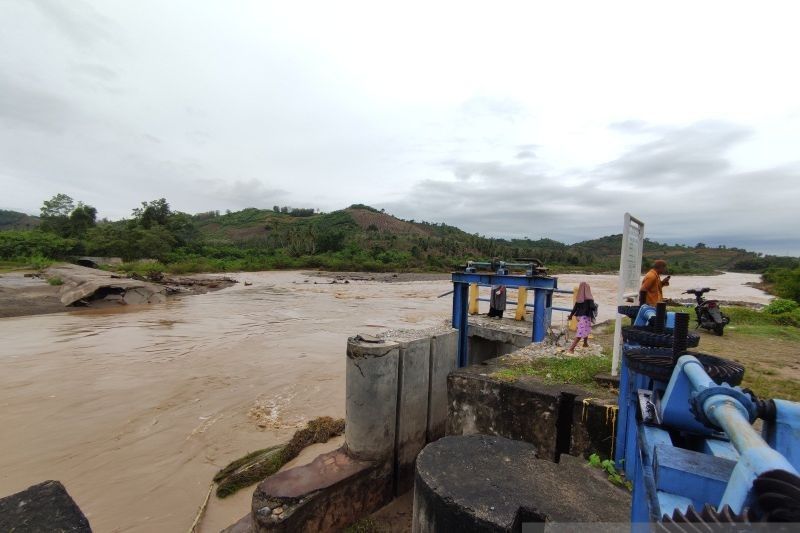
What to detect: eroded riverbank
<box><xmin>0</xmin><ymin>270</ymin><xmax>770</xmax><ymax>531</ymax></box>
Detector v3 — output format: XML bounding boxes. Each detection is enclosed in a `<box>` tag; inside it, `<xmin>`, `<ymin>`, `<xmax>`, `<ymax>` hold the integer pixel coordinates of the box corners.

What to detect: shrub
<box><xmin>764</xmin><ymin>298</ymin><xmax>799</xmax><ymax>315</ymax></box>
<box><xmin>0</xmin><ymin>231</ymin><xmax>76</xmax><ymax>259</ymax></box>
<box><xmin>47</xmin><ymin>276</ymin><xmax>63</xmax><ymax>286</ymax></box>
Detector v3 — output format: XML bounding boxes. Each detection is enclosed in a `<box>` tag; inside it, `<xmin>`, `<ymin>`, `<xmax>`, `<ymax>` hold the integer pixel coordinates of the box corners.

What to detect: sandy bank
<box><xmin>0</xmin><ymin>264</ymin><xmax>236</xmax><ymax>318</ymax></box>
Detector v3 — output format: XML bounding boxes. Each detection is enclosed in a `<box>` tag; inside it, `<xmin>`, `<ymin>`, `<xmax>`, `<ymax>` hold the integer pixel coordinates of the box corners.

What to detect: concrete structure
<box><xmin>412</xmin><ymin>435</ymin><xmax>630</xmax><ymax>532</ymax></box>
<box><xmin>394</xmin><ymin>336</ymin><xmax>431</xmax><ymax>494</ymax></box>
<box><xmin>426</xmin><ymin>331</ymin><xmax>457</xmax><ymax>442</ymax></box>
<box><xmin>345</xmin><ymin>337</ymin><xmax>400</xmax><ymax>462</ymax></box>
<box><xmin>447</xmin><ymin>358</ymin><xmax>617</xmax><ymax>461</ymax></box>
<box><xmin>235</xmin><ymin>327</ymin><xmax>459</xmax><ymax>532</ymax></box>
<box><xmin>0</xmin><ymin>480</ymin><xmax>91</xmax><ymax>532</ymax></box>
<box><xmin>247</xmin><ymin>449</ymin><xmax>389</xmax><ymax>532</ymax></box>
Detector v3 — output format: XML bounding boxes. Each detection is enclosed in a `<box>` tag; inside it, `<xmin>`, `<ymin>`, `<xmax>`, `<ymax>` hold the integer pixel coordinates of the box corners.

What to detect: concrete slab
<box><xmin>427</xmin><ymin>329</ymin><xmax>457</xmax><ymax>442</ymax></box>
<box><xmin>251</xmin><ymin>448</ymin><xmax>391</xmax><ymax>532</ymax></box>
<box><xmin>346</xmin><ymin>337</ymin><xmax>400</xmax><ymax>462</ymax></box>
<box><xmin>395</xmin><ymin>336</ymin><xmax>431</xmax><ymax>495</ymax></box>
<box><xmin>412</xmin><ymin>435</ymin><xmax>630</xmax><ymax>532</ymax></box>
<box><xmin>0</xmin><ymin>480</ymin><xmax>91</xmax><ymax>532</ymax></box>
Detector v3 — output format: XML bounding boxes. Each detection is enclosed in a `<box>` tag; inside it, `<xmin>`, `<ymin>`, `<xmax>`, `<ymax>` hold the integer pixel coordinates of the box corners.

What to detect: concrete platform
<box><xmin>250</xmin><ymin>447</ymin><xmax>392</xmax><ymax>532</ymax></box>
<box><xmin>0</xmin><ymin>480</ymin><xmax>91</xmax><ymax>532</ymax></box>
<box><xmin>412</xmin><ymin>435</ymin><xmax>630</xmax><ymax>532</ymax></box>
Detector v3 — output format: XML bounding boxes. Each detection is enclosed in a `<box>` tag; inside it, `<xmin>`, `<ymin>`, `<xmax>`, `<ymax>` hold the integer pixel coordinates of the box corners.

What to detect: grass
<box><xmin>492</xmin><ymin>353</ymin><xmax>612</xmax><ymax>387</ymax></box>
<box><xmin>492</xmin><ymin>306</ymin><xmax>800</xmax><ymax>402</ymax></box>
<box><xmin>656</xmin><ymin>306</ymin><xmax>800</xmax><ymax>401</ymax></box>
<box><xmin>491</xmin><ymin>334</ymin><xmax>615</xmax><ymax>395</ymax></box>
<box><xmin>0</xmin><ymin>256</ymin><xmax>54</xmax><ymax>272</ymax></box>
<box><xmin>47</xmin><ymin>276</ymin><xmax>63</xmax><ymax>286</ymax></box>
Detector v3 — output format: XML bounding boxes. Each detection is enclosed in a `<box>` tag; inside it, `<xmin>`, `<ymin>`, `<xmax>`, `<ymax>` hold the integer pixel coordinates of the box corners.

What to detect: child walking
<box><xmin>567</xmin><ymin>281</ymin><xmax>597</xmax><ymax>353</ymax></box>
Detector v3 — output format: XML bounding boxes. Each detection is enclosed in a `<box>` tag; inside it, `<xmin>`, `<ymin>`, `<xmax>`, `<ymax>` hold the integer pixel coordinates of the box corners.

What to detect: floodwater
<box><xmin>0</xmin><ymin>270</ymin><xmax>769</xmax><ymax>531</ymax></box>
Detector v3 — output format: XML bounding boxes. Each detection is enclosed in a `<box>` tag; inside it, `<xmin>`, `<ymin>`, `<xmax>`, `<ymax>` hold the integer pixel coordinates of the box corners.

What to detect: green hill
<box><xmin>2</xmin><ymin>200</ymin><xmax>796</xmax><ymax>275</ymax></box>
<box><xmin>188</xmin><ymin>205</ymin><xmax>790</xmax><ymax>274</ymax></box>
<box><xmin>0</xmin><ymin>210</ymin><xmax>39</xmax><ymax>231</ymax></box>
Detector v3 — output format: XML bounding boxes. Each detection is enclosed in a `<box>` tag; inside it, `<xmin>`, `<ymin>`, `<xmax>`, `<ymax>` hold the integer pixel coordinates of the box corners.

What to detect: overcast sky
<box><xmin>1</xmin><ymin>1</ymin><xmax>799</xmax><ymax>255</ymax></box>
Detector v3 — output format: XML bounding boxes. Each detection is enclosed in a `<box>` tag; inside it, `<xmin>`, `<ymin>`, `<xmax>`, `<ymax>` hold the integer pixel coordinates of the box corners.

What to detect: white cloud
<box><xmin>0</xmin><ymin>0</ymin><xmax>798</xmax><ymax>254</ymax></box>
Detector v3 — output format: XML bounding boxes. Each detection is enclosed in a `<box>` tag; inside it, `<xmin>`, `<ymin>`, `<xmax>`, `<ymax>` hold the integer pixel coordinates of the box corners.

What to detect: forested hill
<box><xmin>189</xmin><ymin>205</ymin><xmax>790</xmax><ymax>274</ymax></box>
<box><xmin>0</xmin><ymin>209</ymin><xmax>40</xmax><ymax>231</ymax></box>
<box><xmin>1</xmin><ymin>202</ymin><xmax>796</xmax><ymax>274</ymax></box>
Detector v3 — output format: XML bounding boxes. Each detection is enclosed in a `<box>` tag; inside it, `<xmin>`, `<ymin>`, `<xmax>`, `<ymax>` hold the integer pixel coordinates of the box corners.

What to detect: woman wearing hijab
<box><xmin>567</xmin><ymin>282</ymin><xmax>597</xmax><ymax>353</ymax></box>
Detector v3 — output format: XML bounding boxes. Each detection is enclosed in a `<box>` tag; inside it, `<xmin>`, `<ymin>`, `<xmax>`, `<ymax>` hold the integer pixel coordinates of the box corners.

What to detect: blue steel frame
<box><xmin>451</xmin><ymin>272</ymin><xmax>558</xmax><ymax>367</ymax></box>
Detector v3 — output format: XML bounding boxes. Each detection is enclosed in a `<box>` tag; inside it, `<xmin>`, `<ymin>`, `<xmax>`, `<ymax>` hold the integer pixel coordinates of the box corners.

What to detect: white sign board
<box><xmin>611</xmin><ymin>213</ymin><xmax>645</xmax><ymax>376</ymax></box>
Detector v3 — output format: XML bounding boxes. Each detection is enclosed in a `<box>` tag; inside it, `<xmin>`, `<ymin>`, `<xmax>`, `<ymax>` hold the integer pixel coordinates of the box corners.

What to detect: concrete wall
<box><xmin>345</xmin><ymin>339</ymin><xmax>400</xmax><ymax>462</ymax></box>
<box><xmin>394</xmin><ymin>337</ymin><xmax>431</xmax><ymax>494</ymax></box>
<box><xmin>345</xmin><ymin>329</ymin><xmax>458</xmax><ymax>496</ymax></box>
<box><xmin>427</xmin><ymin>331</ymin><xmax>457</xmax><ymax>442</ymax></box>
<box><xmin>446</xmin><ymin>359</ymin><xmax>618</xmax><ymax>462</ymax></box>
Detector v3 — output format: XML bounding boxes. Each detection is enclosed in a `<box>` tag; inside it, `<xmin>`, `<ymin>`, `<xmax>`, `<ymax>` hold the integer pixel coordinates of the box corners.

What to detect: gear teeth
<box><xmin>753</xmin><ymin>469</ymin><xmax>800</xmax><ymax>522</ymax></box>
<box><xmin>659</xmin><ymin>504</ymin><xmax>753</xmax><ymax>530</ymax></box>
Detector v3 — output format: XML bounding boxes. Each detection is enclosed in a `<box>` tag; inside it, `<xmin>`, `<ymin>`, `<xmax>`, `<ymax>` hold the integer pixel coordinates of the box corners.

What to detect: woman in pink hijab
<box><xmin>567</xmin><ymin>281</ymin><xmax>597</xmax><ymax>353</ymax></box>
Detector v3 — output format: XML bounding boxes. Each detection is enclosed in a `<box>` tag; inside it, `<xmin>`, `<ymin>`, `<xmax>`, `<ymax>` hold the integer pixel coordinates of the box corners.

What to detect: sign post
<box><xmin>611</xmin><ymin>213</ymin><xmax>645</xmax><ymax>376</ymax></box>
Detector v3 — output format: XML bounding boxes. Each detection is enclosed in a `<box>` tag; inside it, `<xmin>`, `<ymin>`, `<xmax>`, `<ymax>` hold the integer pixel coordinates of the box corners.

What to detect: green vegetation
<box><xmin>46</xmin><ymin>276</ymin><xmax>63</xmax><ymax>286</ymax></box>
<box><xmin>662</xmin><ymin>305</ymin><xmax>800</xmax><ymax>400</ymax></box>
<box><xmin>588</xmin><ymin>453</ymin><xmax>632</xmax><ymax>491</ymax></box>
<box><xmin>1</xmin><ymin>195</ymin><xmax>796</xmax><ymax>276</ymax></box>
<box><xmin>0</xmin><ymin>255</ymin><xmax>54</xmax><ymax>272</ymax></box>
<box><xmin>764</xmin><ymin>298</ymin><xmax>799</xmax><ymax>315</ymax></box>
<box><xmin>492</xmin><ymin>352</ymin><xmax>612</xmax><ymax>391</ymax></box>
<box><xmin>0</xmin><ymin>209</ymin><xmax>40</xmax><ymax>231</ymax></box>
<box><xmin>763</xmin><ymin>266</ymin><xmax>800</xmax><ymax>302</ymax></box>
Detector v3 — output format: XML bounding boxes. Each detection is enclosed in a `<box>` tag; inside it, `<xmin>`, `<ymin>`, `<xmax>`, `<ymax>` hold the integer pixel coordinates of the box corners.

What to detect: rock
<box><xmin>0</xmin><ymin>480</ymin><xmax>92</xmax><ymax>532</ymax></box>
<box><xmin>44</xmin><ymin>264</ymin><xmax>166</xmax><ymax>307</ymax></box>
<box><xmin>256</xmin><ymin>506</ymin><xmax>272</xmax><ymax>518</ymax></box>
<box><xmin>273</xmin><ymin>507</ymin><xmax>283</xmax><ymax>515</ymax></box>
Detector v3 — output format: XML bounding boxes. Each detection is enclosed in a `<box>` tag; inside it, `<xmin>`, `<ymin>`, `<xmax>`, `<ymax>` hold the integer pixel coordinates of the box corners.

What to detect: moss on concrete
<box><xmin>214</xmin><ymin>416</ymin><xmax>345</xmax><ymax>498</ymax></box>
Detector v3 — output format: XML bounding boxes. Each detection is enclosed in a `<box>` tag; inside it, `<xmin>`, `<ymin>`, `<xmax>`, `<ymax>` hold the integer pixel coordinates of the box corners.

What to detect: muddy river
<box><xmin>0</xmin><ymin>271</ymin><xmax>769</xmax><ymax>531</ymax></box>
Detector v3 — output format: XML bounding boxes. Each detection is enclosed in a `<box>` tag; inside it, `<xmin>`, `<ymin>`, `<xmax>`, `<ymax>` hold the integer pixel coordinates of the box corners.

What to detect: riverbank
<box><xmin>0</xmin><ymin>265</ymin><xmax>236</xmax><ymax>318</ymax></box>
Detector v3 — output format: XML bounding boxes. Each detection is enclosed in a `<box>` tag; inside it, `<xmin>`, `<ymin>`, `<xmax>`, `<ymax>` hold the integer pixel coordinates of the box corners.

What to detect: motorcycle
<box><xmin>683</xmin><ymin>288</ymin><xmax>730</xmax><ymax>336</ymax></box>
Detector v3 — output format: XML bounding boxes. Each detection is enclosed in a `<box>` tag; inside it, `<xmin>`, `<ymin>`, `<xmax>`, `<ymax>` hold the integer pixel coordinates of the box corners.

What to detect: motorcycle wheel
<box><xmin>714</xmin><ymin>323</ymin><xmax>725</xmax><ymax>336</ymax></box>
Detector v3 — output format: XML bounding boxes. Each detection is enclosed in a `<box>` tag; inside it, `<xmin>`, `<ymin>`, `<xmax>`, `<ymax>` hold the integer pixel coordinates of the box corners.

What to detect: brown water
<box><xmin>0</xmin><ymin>270</ymin><xmax>768</xmax><ymax>531</ymax></box>
<box><xmin>0</xmin><ymin>271</ymin><xmax>450</xmax><ymax>532</ymax></box>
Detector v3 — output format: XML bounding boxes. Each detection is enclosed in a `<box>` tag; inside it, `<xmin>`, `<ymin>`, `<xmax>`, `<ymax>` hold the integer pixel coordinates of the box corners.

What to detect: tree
<box><xmin>133</xmin><ymin>198</ymin><xmax>171</xmax><ymax>229</ymax></box>
<box><xmin>68</xmin><ymin>203</ymin><xmax>97</xmax><ymax>236</ymax></box>
<box><xmin>696</xmin><ymin>242</ymin><xmax>707</xmax><ymax>249</ymax></box>
<box><xmin>40</xmin><ymin>194</ymin><xmax>75</xmax><ymax>236</ymax></box>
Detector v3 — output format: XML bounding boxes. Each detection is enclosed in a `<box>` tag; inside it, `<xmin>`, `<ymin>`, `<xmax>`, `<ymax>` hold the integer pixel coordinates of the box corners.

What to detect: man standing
<box><xmin>639</xmin><ymin>260</ymin><xmax>671</xmax><ymax>306</ymax></box>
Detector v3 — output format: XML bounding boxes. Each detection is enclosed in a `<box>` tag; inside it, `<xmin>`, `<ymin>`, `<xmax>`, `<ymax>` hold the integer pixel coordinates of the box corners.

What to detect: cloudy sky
<box><xmin>1</xmin><ymin>1</ymin><xmax>799</xmax><ymax>255</ymax></box>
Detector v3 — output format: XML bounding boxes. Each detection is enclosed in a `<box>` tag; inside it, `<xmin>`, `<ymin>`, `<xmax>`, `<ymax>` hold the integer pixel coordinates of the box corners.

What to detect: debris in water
<box><xmin>213</xmin><ymin>416</ymin><xmax>345</xmax><ymax>498</ymax></box>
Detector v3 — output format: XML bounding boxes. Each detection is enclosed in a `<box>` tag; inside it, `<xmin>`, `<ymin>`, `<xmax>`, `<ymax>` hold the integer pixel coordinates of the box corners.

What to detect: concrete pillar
<box><xmin>346</xmin><ymin>337</ymin><xmax>400</xmax><ymax>462</ymax></box>
<box><xmin>427</xmin><ymin>330</ymin><xmax>457</xmax><ymax>442</ymax></box>
<box><xmin>395</xmin><ymin>337</ymin><xmax>431</xmax><ymax>494</ymax></box>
